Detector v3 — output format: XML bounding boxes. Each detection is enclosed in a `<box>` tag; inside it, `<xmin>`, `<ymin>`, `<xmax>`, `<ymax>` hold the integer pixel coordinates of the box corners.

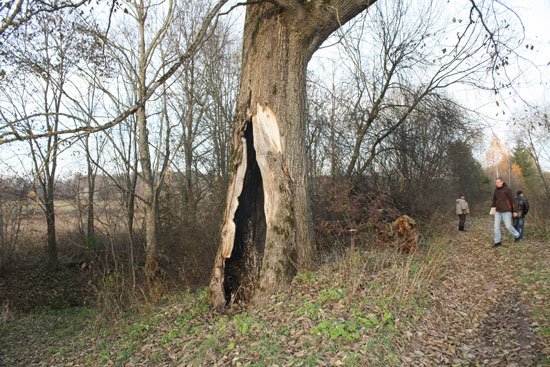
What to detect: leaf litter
<box><xmin>0</xmin><ymin>216</ymin><xmax>548</xmax><ymax>366</ymax></box>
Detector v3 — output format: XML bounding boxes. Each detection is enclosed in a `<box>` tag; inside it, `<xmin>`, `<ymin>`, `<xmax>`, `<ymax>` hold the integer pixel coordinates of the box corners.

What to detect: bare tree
<box><xmin>306</xmin><ymin>74</ymin><xmax>349</xmax><ymax>178</ymax></box>
<box><xmin>0</xmin><ymin>0</ymin><xmax>87</xmax><ymax>43</ymax></box>
<box><xmin>92</xmin><ymin>0</ymin><xmax>178</xmax><ymax>276</ymax></box>
<box><xmin>517</xmin><ymin>107</ymin><xmax>550</xmax><ymax>202</ymax></box>
<box><xmin>0</xmin><ymin>176</ymin><xmax>30</xmax><ymax>272</ymax></box>
<box><xmin>0</xmin><ymin>0</ymin><xmax>230</xmax><ymax>146</ymax></box>
<box><xmin>373</xmin><ymin>94</ymin><xmax>479</xmax><ymax>214</ymax></box>
<box><xmin>322</xmin><ymin>0</ymin><xmax>517</xmax><ymax>177</ymax></box>
<box><xmin>164</xmin><ymin>1</ymin><xmax>217</xmax><ymax>226</ymax></box>
<box><xmin>70</xmin><ymin>74</ymin><xmax>108</xmax><ymax>240</ymax></box>
<box><xmin>0</xmin><ymin>11</ymin><xmax>93</xmax><ymax>269</ymax></box>
<box><xmin>200</xmin><ymin>21</ymin><xmax>240</xmax><ymax>195</ymax></box>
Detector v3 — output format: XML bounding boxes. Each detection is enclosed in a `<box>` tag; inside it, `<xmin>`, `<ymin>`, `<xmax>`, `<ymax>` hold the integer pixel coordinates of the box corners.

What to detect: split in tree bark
<box><xmin>210</xmin><ymin>103</ymin><xmax>298</xmax><ymax>308</ymax></box>
<box><xmin>224</xmin><ymin>121</ymin><xmax>266</xmax><ymax>305</ymax></box>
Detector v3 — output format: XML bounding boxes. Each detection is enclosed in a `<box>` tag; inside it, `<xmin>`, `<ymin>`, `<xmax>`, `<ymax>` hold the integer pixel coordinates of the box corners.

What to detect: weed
<box><xmin>296</xmin><ymin>272</ymin><xmax>318</xmax><ymax>285</ymax></box>
<box><xmin>150</xmin><ymin>350</ymin><xmax>165</xmax><ymax>362</ymax></box>
<box><xmin>359</xmin><ymin>315</ymin><xmax>380</xmax><ymax>329</ymax></box>
<box><xmin>345</xmin><ymin>352</ymin><xmax>361</xmax><ymax>366</ymax></box>
<box><xmin>128</xmin><ymin>322</ymin><xmax>149</xmax><ymax>339</ymax></box>
<box><xmin>319</xmin><ymin>286</ymin><xmax>346</xmax><ymax>302</ymax></box>
<box><xmin>310</xmin><ymin>318</ymin><xmax>361</xmax><ymax>342</ymax></box>
<box><xmin>300</xmin><ymin>301</ymin><xmax>322</xmax><ymax>320</ymax></box>
<box><xmin>160</xmin><ymin>329</ymin><xmax>179</xmax><ymax>343</ymax></box>
<box><xmin>304</xmin><ymin>352</ymin><xmax>320</xmax><ymax>366</ymax></box>
<box><xmin>233</xmin><ymin>312</ymin><xmax>255</xmax><ymax>335</ymax></box>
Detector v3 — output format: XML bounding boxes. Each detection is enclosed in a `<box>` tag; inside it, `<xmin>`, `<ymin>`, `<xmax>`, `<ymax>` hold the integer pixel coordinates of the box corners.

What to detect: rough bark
<box><xmin>86</xmin><ymin>139</ymin><xmax>96</xmax><ymax>238</ymax></box>
<box><xmin>209</xmin><ymin>0</ymin><xmax>376</xmax><ymax>308</ymax></box>
<box><xmin>45</xmin><ymin>192</ymin><xmax>57</xmax><ymax>270</ymax></box>
<box><xmin>138</xmin><ymin>104</ymin><xmax>160</xmax><ymax>274</ymax></box>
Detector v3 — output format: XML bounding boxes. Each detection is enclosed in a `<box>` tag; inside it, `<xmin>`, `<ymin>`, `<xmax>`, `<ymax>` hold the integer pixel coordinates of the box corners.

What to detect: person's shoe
<box><xmin>492</xmin><ymin>242</ymin><xmax>502</xmax><ymax>248</ymax></box>
<box><xmin>514</xmin><ymin>237</ymin><xmax>520</xmax><ymax>243</ymax></box>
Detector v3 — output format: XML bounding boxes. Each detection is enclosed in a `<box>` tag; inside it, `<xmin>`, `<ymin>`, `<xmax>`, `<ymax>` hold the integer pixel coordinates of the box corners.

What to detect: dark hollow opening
<box><xmin>224</xmin><ymin>121</ymin><xmax>266</xmax><ymax>305</ymax></box>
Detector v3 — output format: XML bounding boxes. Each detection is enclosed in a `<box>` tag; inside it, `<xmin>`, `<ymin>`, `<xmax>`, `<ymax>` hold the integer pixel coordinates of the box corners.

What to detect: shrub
<box><xmin>311</xmin><ymin>178</ymin><xmax>401</xmax><ymax>250</ymax></box>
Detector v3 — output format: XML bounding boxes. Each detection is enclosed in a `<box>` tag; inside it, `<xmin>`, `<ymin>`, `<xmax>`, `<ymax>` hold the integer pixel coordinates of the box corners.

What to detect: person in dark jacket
<box><xmin>491</xmin><ymin>177</ymin><xmax>520</xmax><ymax>248</ymax></box>
<box><xmin>513</xmin><ymin>190</ymin><xmax>529</xmax><ymax>239</ymax></box>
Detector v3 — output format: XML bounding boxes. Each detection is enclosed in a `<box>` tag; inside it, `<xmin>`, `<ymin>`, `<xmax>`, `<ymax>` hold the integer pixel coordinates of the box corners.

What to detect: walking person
<box><xmin>513</xmin><ymin>190</ymin><xmax>529</xmax><ymax>239</ymax></box>
<box><xmin>456</xmin><ymin>193</ymin><xmax>470</xmax><ymax>231</ymax></box>
<box><xmin>491</xmin><ymin>177</ymin><xmax>520</xmax><ymax>248</ymax></box>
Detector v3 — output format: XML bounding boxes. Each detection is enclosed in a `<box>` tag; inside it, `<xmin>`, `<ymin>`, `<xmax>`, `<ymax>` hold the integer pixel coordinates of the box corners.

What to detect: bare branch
<box><xmin>219</xmin><ymin>0</ymin><xmax>280</xmax><ymax>17</ymax></box>
<box><xmin>1</xmin><ymin>0</ymin><xmax>88</xmax><ymax>40</ymax></box>
<box><xmin>0</xmin><ymin>0</ymin><xmax>230</xmax><ymax>146</ymax></box>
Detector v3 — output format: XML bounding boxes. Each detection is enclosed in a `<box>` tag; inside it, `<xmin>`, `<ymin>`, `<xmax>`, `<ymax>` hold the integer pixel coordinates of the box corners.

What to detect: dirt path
<box><xmin>402</xmin><ymin>216</ymin><xmax>550</xmax><ymax>366</ymax></box>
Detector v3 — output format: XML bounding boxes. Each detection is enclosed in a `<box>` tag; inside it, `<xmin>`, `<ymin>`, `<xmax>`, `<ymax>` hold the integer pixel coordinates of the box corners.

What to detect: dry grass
<box><xmin>527</xmin><ymin>211</ymin><xmax>550</xmax><ymax>240</ymax></box>
<box><xmin>325</xmin><ymin>233</ymin><xmax>449</xmax><ymax>312</ymax></box>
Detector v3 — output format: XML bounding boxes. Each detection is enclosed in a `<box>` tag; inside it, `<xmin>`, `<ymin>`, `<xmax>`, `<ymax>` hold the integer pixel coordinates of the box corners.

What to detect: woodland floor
<box><xmin>0</xmin><ymin>216</ymin><xmax>549</xmax><ymax>366</ymax></box>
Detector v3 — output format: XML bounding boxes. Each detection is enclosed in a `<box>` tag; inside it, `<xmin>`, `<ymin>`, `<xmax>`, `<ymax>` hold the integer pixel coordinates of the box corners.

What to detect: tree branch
<box><xmin>219</xmin><ymin>0</ymin><xmax>280</xmax><ymax>16</ymax></box>
<box><xmin>0</xmin><ymin>0</ymin><xmax>230</xmax><ymax>146</ymax></box>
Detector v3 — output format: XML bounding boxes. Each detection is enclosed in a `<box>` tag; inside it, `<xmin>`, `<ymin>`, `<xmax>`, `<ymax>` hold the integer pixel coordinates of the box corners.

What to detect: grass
<box><xmin>1</xmin><ymin>219</ymin><xmax>548</xmax><ymax>366</ymax></box>
<box><xmin>0</xmin><ymin>240</ymin><xmax>444</xmax><ymax>365</ymax></box>
<box><xmin>0</xmin><ymin>306</ymin><xmax>93</xmax><ymax>364</ymax></box>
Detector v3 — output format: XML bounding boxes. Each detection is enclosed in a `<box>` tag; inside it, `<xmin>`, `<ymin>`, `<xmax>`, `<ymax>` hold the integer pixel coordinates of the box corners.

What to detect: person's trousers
<box><xmin>513</xmin><ymin>216</ymin><xmax>525</xmax><ymax>239</ymax></box>
<box><xmin>494</xmin><ymin>211</ymin><xmax>520</xmax><ymax>243</ymax></box>
<box><xmin>458</xmin><ymin>214</ymin><xmax>466</xmax><ymax>230</ymax></box>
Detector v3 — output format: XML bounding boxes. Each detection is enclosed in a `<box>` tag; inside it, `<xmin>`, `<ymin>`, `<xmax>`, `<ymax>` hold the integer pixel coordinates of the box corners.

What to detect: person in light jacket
<box><xmin>456</xmin><ymin>193</ymin><xmax>470</xmax><ymax>231</ymax></box>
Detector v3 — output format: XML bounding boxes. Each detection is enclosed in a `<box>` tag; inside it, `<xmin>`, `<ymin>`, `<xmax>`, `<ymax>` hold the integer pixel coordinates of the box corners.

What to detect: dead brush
<box><xmin>386</xmin><ymin>238</ymin><xmax>448</xmax><ymax>303</ymax></box>
<box><xmin>332</xmin><ymin>235</ymin><xmax>448</xmax><ymax>308</ymax></box>
<box><xmin>420</xmin><ymin>207</ymin><xmax>454</xmax><ymax>238</ymax></box>
<box><xmin>322</xmin><ymin>240</ymin><xmax>393</xmax><ymax>304</ymax></box>
<box><xmin>526</xmin><ymin>209</ymin><xmax>550</xmax><ymax>240</ymax></box>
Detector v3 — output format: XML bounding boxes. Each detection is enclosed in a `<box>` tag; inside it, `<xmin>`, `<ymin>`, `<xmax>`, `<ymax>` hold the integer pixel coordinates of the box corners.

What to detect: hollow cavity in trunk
<box><xmin>223</xmin><ymin>121</ymin><xmax>266</xmax><ymax>305</ymax></box>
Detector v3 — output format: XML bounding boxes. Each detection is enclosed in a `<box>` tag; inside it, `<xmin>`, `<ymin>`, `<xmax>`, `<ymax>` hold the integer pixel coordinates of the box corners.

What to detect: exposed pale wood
<box><xmin>221</xmin><ymin>137</ymin><xmax>248</xmax><ymax>259</ymax></box>
<box><xmin>252</xmin><ymin>103</ymin><xmax>283</xmax><ymax>224</ymax></box>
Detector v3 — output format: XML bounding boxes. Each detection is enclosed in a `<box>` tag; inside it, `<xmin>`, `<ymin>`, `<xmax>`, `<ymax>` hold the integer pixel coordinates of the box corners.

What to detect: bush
<box><xmin>310</xmin><ymin>178</ymin><xmax>401</xmax><ymax>251</ymax></box>
<box><xmin>0</xmin><ymin>197</ymin><xmax>26</xmax><ymax>273</ymax></box>
<box><xmin>526</xmin><ymin>208</ymin><xmax>550</xmax><ymax>240</ymax></box>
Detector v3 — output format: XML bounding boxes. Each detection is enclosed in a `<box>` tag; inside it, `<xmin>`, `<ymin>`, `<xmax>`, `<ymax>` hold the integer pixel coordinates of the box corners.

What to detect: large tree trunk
<box><xmin>209</xmin><ymin>1</ymin><xmax>376</xmax><ymax>308</ymax></box>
